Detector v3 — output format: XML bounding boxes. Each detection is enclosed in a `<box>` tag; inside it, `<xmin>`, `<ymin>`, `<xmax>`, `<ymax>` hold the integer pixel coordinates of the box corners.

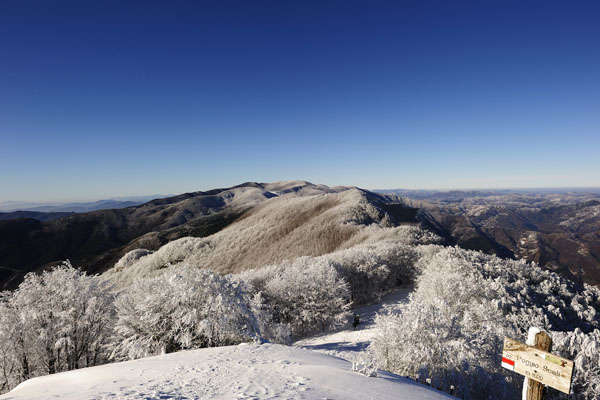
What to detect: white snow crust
<box><xmin>1</xmin><ymin>343</ymin><xmax>451</xmax><ymax>400</ymax></box>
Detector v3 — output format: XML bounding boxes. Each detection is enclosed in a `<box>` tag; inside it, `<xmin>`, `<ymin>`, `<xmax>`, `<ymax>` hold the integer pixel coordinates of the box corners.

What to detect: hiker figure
<box><xmin>353</xmin><ymin>314</ymin><xmax>360</xmax><ymax>330</ymax></box>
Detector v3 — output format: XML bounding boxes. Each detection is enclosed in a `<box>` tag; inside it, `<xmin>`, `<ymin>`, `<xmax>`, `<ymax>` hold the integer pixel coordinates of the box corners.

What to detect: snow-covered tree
<box><xmin>0</xmin><ymin>294</ymin><xmax>31</xmax><ymax>392</ymax></box>
<box><xmin>10</xmin><ymin>262</ymin><xmax>115</xmax><ymax>374</ymax></box>
<box><xmin>261</xmin><ymin>257</ymin><xmax>351</xmax><ymax>336</ymax></box>
<box><xmin>550</xmin><ymin>328</ymin><xmax>600</xmax><ymax>400</ymax></box>
<box><xmin>112</xmin><ymin>265</ymin><xmax>260</xmax><ymax>360</ymax></box>
<box><xmin>328</xmin><ymin>242</ymin><xmax>418</xmax><ymax>304</ymax></box>
<box><xmin>240</xmin><ymin>241</ymin><xmax>418</xmax><ymax>328</ymax></box>
<box><xmin>371</xmin><ymin>250</ymin><xmax>513</xmax><ymax>399</ymax></box>
<box><xmin>248</xmin><ymin>292</ymin><xmax>290</xmax><ymax>345</ymax></box>
<box><xmin>371</xmin><ymin>245</ymin><xmax>600</xmax><ymax>400</ymax></box>
<box><xmin>0</xmin><ymin>262</ymin><xmax>114</xmax><ymax>392</ymax></box>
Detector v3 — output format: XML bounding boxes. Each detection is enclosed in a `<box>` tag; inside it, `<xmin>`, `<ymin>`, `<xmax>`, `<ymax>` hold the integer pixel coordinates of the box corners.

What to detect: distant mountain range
<box><xmin>375</xmin><ymin>187</ymin><xmax>600</xmax><ymax>202</ymax></box>
<box><xmin>0</xmin><ymin>195</ymin><xmax>170</xmax><ymax>213</ymax></box>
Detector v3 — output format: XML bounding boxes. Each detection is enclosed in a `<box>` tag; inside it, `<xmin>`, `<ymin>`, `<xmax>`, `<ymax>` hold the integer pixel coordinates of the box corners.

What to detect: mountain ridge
<box><xmin>3</xmin><ymin>182</ymin><xmax>599</xmax><ymax>290</ymax></box>
<box><xmin>0</xmin><ymin>182</ymin><xmax>403</xmax><ymax>290</ymax></box>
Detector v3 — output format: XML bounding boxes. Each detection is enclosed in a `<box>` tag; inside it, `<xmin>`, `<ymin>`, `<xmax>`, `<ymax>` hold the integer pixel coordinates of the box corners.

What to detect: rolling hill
<box><xmin>1</xmin><ymin>181</ymin><xmax>419</xmax><ymax>289</ymax></box>
<box><xmin>105</xmin><ymin>186</ymin><xmax>424</xmax><ymax>287</ymax></box>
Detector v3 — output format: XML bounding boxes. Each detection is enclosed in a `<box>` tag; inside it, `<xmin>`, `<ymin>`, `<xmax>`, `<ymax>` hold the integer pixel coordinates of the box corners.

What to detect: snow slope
<box><xmin>0</xmin><ymin>343</ymin><xmax>452</xmax><ymax>400</ymax></box>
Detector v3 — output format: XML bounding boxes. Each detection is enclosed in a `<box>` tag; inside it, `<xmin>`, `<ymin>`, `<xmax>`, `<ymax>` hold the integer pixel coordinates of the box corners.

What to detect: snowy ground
<box><xmin>294</xmin><ymin>287</ymin><xmax>412</xmax><ymax>363</ymax></box>
<box><xmin>0</xmin><ymin>342</ymin><xmax>452</xmax><ymax>400</ymax></box>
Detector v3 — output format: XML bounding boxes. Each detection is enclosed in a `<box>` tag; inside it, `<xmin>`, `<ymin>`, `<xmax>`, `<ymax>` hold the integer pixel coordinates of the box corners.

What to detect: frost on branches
<box><xmin>552</xmin><ymin>329</ymin><xmax>600</xmax><ymax>400</ymax></box>
<box><xmin>327</xmin><ymin>242</ymin><xmax>419</xmax><ymax>304</ymax></box>
<box><xmin>112</xmin><ymin>266</ymin><xmax>260</xmax><ymax>360</ymax></box>
<box><xmin>0</xmin><ymin>262</ymin><xmax>114</xmax><ymax>392</ymax></box>
<box><xmin>242</xmin><ymin>257</ymin><xmax>352</xmax><ymax>337</ymax></box>
<box><xmin>371</xmin><ymin>246</ymin><xmax>600</xmax><ymax>400</ymax></box>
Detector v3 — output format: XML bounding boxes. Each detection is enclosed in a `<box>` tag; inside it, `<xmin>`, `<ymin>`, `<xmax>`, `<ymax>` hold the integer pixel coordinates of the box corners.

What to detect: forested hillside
<box><xmin>387</xmin><ymin>190</ymin><xmax>600</xmax><ymax>286</ymax></box>
<box><xmin>0</xmin><ymin>182</ymin><xmax>352</xmax><ymax>289</ymax></box>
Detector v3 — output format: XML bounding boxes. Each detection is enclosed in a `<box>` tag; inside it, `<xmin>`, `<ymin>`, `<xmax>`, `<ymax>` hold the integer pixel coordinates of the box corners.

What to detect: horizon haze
<box><xmin>2</xmin><ymin>183</ymin><xmax>600</xmax><ymax>208</ymax></box>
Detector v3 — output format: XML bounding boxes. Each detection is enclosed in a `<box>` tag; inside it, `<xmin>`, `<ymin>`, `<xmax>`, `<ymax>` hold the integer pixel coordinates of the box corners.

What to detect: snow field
<box><xmin>1</xmin><ymin>343</ymin><xmax>453</xmax><ymax>400</ymax></box>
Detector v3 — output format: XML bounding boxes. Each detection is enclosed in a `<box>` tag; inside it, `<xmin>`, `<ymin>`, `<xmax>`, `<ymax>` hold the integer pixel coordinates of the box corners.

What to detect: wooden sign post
<box><xmin>501</xmin><ymin>331</ymin><xmax>574</xmax><ymax>399</ymax></box>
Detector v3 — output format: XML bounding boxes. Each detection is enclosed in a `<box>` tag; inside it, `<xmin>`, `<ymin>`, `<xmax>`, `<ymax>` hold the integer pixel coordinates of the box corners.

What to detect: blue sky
<box><xmin>1</xmin><ymin>1</ymin><xmax>599</xmax><ymax>202</ymax></box>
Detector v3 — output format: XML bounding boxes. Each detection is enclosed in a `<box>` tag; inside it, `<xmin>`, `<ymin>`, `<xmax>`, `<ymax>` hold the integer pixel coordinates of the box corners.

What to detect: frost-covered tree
<box><xmin>240</xmin><ymin>240</ymin><xmax>418</xmax><ymax>323</ymax></box>
<box><xmin>0</xmin><ymin>262</ymin><xmax>114</xmax><ymax>392</ymax></box>
<box><xmin>0</xmin><ymin>295</ymin><xmax>31</xmax><ymax>392</ymax></box>
<box><xmin>550</xmin><ymin>329</ymin><xmax>600</xmax><ymax>400</ymax></box>
<box><xmin>261</xmin><ymin>257</ymin><xmax>351</xmax><ymax>336</ymax></box>
<box><xmin>112</xmin><ymin>265</ymin><xmax>260</xmax><ymax>360</ymax></box>
<box><xmin>371</xmin><ymin>250</ymin><xmax>513</xmax><ymax>399</ymax></box>
<box><xmin>248</xmin><ymin>292</ymin><xmax>290</xmax><ymax>345</ymax></box>
<box><xmin>371</xmin><ymin>246</ymin><xmax>600</xmax><ymax>400</ymax></box>
<box><xmin>10</xmin><ymin>262</ymin><xmax>115</xmax><ymax>374</ymax></box>
<box><xmin>328</xmin><ymin>242</ymin><xmax>419</xmax><ymax>304</ymax></box>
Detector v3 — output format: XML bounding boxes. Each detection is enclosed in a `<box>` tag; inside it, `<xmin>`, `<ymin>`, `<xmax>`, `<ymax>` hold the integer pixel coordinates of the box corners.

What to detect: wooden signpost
<box><xmin>501</xmin><ymin>333</ymin><xmax>574</xmax><ymax>399</ymax></box>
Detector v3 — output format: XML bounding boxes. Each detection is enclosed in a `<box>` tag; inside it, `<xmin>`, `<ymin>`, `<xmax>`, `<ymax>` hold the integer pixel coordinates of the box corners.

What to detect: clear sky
<box><xmin>1</xmin><ymin>1</ymin><xmax>599</xmax><ymax>202</ymax></box>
